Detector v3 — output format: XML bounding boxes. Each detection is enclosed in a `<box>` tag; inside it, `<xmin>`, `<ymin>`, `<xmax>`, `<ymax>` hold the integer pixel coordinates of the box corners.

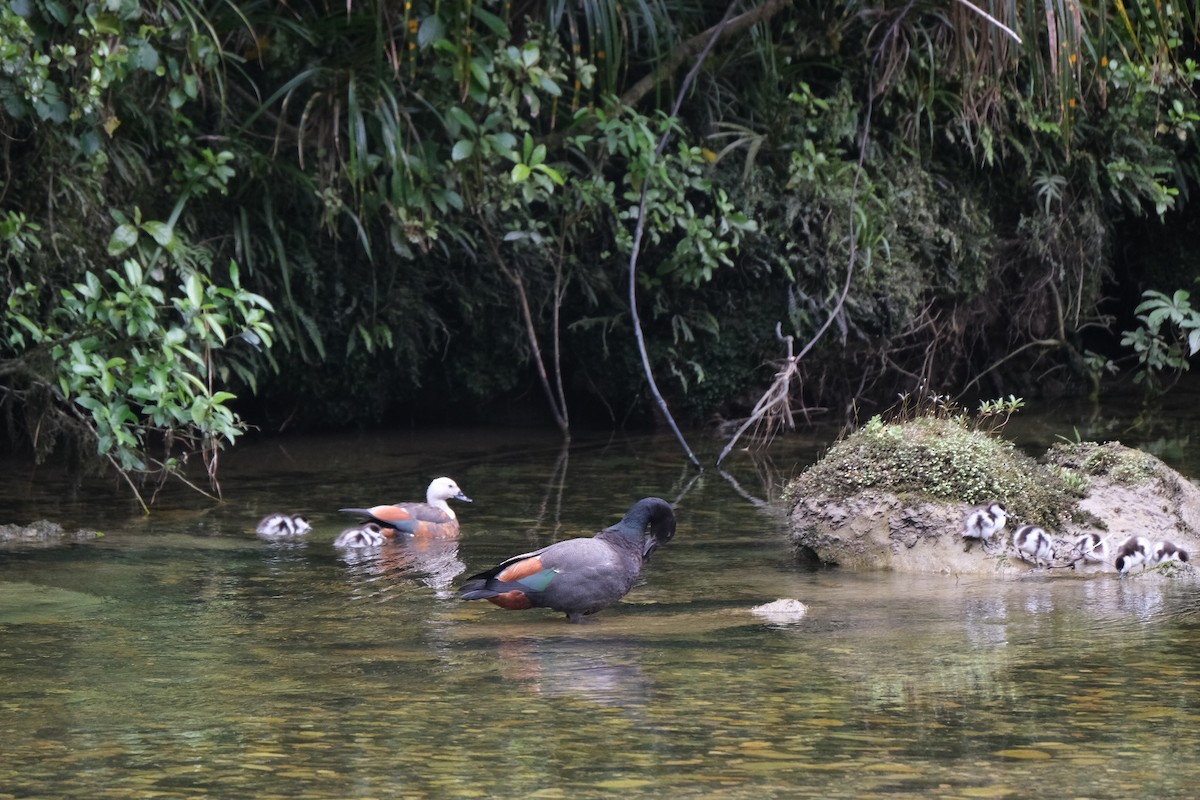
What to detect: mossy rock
<box><xmin>0</xmin><ymin>520</ymin><xmax>103</xmax><ymax>546</ymax></box>
<box><xmin>785</xmin><ymin>415</ymin><xmax>1076</xmax><ymax>527</ymax></box>
<box><xmin>785</xmin><ymin>417</ymin><xmax>1200</xmax><ymax>576</ymax></box>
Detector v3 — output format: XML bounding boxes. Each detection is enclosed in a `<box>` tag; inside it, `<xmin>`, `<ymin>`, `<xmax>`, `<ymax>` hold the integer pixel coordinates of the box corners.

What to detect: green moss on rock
<box><xmin>786</xmin><ymin>414</ymin><xmax>1076</xmax><ymax>527</ymax></box>
<box><xmin>1045</xmin><ymin>441</ymin><xmax>1159</xmax><ymax>484</ymax></box>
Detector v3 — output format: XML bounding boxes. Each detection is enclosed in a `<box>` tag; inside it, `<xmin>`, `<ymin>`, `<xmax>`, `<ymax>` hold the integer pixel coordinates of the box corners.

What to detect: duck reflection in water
<box><xmin>337</xmin><ymin>535</ymin><xmax>465</xmax><ymax>598</ymax></box>
<box><xmin>494</xmin><ymin>637</ymin><xmax>651</xmax><ymax>709</ymax></box>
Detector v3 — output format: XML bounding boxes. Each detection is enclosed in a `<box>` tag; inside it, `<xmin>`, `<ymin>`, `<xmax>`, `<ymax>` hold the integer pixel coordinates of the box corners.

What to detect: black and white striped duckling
<box><xmin>1114</xmin><ymin>536</ymin><xmax>1153</xmax><ymax>575</ymax></box>
<box><xmin>1012</xmin><ymin>524</ymin><xmax>1055</xmax><ymax>568</ymax></box>
<box><xmin>256</xmin><ymin>513</ymin><xmax>312</xmax><ymax>540</ymax></box>
<box><xmin>1149</xmin><ymin>540</ymin><xmax>1190</xmax><ymax>566</ymax></box>
<box><xmin>1072</xmin><ymin>532</ymin><xmax>1109</xmax><ymax>569</ymax></box>
<box><xmin>333</xmin><ymin>522</ymin><xmax>389</xmax><ymax>548</ymax></box>
<box><xmin>962</xmin><ymin>502</ymin><xmax>1008</xmax><ymax>549</ymax></box>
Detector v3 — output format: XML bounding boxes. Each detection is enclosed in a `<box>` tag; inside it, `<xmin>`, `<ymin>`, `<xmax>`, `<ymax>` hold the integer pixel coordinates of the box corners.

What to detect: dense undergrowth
<box><xmin>3</xmin><ymin>0</ymin><xmax>1200</xmax><ymax>499</ymax></box>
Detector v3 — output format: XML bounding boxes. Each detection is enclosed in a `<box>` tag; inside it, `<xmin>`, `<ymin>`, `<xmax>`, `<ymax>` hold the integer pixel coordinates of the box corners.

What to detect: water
<box><xmin>3</xmin><ymin>408</ymin><xmax>1200</xmax><ymax>798</ymax></box>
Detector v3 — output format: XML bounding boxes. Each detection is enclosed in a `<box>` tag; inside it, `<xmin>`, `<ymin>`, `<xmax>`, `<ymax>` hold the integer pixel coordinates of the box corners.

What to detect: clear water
<box><xmin>2</xmin><ymin>406</ymin><xmax>1200</xmax><ymax>798</ymax></box>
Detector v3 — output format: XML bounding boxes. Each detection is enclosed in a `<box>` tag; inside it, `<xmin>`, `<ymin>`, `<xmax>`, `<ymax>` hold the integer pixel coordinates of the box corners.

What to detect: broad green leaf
<box><xmin>469</xmin><ymin>59</ymin><xmax>490</xmax><ymax>91</ymax></box>
<box><xmin>123</xmin><ymin>259</ymin><xmax>143</xmax><ymax>287</ymax></box>
<box><xmin>184</xmin><ymin>273</ymin><xmax>204</xmax><ymax>308</ymax></box>
<box><xmin>535</xmin><ymin>164</ymin><xmax>564</xmax><ymax>186</ymax></box>
<box><xmin>491</xmin><ymin>132</ymin><xmax>518</xmax><ymax>158</ymax></box>
<box><xmin>451</xmin><ymin>140</ymin><xmax>475</xmax><ymax>161</ymax></box>
<box><xmin>108</xmin><ymin>224</ymin><xmax>139</xmax><ymax>255</ymax></box>
<box><xmin>417</xmin><ymin>14</ymin><xmax>445</xmax><ymax>48</ymax></box>
<box><xmin>43</xmin><ymin>0</ymin><xmax>69</xmax><ymax>24</ymax></box>
<box><xmin>131</xmin><ymin>40</ymin><xmax>159</xmax><ymax>71</ymax></box>
<box><xmin>472</xmin><ymin>6</ymin><xmax>510</xmax><ymax>38</ymax></box>
<box><xmin>447</xmin><ymin>106</ymin><xmax>478</xmax><ymax>133</ymax></box>
<box><xmin>142</xmin><ymin>220</ymin><xmax>173</xmax><ymax>247</ymax></box>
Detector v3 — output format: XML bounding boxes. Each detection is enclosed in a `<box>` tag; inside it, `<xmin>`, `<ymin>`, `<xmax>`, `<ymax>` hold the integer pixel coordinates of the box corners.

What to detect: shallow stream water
<box><xmin>3</xmin><ymin>403</ymin><xmax>1200</xmax><ymax>798</ymax></box>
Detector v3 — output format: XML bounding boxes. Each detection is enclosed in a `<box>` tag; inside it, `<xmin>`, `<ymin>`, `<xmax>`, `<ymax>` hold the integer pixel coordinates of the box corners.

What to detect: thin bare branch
<box><xmin>950</xmin><ymin>0</ymin><xmax>1023</xmax><ymax>44</ymax></box>
<box><xmin>627</xmin><ymin>2</ymin><xmax>751</xmax><ymax>472</ymax></box>
<box><xmin>619</xmin><ymin>0</ymin><xmax>795</xmax><ymax>110</ymax></box>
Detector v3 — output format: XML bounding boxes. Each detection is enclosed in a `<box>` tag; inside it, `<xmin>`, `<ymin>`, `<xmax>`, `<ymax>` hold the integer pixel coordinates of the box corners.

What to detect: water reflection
<box><xmin>493</xmin><ymin>637</ymin><xmax>651</xmax><ymax>708</ymax></box>
<box><xmin>338</xmin><ymin>538</ymin><xmax>465</xmax><ymax>599</ymax></box>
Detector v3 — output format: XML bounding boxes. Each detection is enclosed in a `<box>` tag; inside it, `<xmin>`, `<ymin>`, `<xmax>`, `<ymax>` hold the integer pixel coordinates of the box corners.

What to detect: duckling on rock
<box><xmin>961</xmin><ymin>502</ymin><xmax>1008</xmax><ymax>550</ymax></box>
<box><xmin>256</xmin><ymin>513</ymin><xmax>312</xmax><ymax>540</ymax></box>
<box><xmin>1114</xmin><ymin>536</ymin><xmax>1153</xmax><ymax>575</ymax></box>
<box><xmin>1149</xmin><ymin>540</ymin><xmax>1189</xmax><ymax>567</ymax></box>
<box><xmin>1071</xmin><ymin>532</ymin><xmax>1109</xmax><ymax>570</ymax></box>
<box><xmin>1012</xmin><ymin>524</ymin><xmax>1055</xmax><ymax>568</ymax></box>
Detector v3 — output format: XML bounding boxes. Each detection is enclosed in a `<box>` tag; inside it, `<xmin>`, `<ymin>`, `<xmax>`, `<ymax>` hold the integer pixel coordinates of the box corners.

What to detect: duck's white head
<box><xmin>426</xmin><ymin>477</ymin><xmax>472</xmax><ymax>505</ymax></box>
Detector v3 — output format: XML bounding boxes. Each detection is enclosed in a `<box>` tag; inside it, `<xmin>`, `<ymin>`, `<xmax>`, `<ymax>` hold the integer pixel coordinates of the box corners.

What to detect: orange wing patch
<box><xmin>368</xmin><ymin>505</ymin><xmax>416</xmax><ymax>522</ymax></box>
<box><xmin>408</xmin><ymin>519</ymin><xmax>460</xmax><ymax>539</ymax></box>
<box><xmin>488</xmin><ymin>590</ymin><xmax>534</xmax><ymax>610</ymax></box>
<box><xmin>498</xmin><ymin>557</ymin><xmax>545</xmax><ymax>582</ymax></box>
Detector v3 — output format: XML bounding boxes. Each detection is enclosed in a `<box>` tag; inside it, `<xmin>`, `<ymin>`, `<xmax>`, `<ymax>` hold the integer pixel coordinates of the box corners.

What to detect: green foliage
<box><xmin>4</xmin><ymin>246</ymin><xmax>273</xmax><ymax>502</ymax></box>
<box><xmin>0</xmin><ymin>0</ymin><xmax>274</xmax><ymax>502</ymax></box>
<box><xmin>6</xmin><ymin>0</ymin><xmax>1200</xmax><ymax>484</ymax></box>
<box><xmin>1045</xmin><ymin>441</ymin><xmax>1160</xmax><ymax>485</ymax></box>
<box><xmin>1120</xmin><ymin>289</ymin><xmax>1200</xmax><ymax>394</ymax></box>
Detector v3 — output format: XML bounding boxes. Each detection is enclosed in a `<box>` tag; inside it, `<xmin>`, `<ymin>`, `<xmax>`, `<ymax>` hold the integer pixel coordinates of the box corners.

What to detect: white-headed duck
<box><xmin>340</xmin><ymin>477</ymin><xmax>472</xmax><ymax>539</ymax></box>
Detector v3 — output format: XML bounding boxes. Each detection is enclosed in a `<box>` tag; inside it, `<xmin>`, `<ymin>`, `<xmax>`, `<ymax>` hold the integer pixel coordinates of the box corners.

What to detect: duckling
<box><xmin>256</xmin><ymin>513</ymin><xmax>312</xmax><ymax>540</ymax></box>
<box><xmin>1114</xmin><ymin>536</ymin><xmax>1153</xmax><ymax>575</ymax></box>
<box><xmin>1012</xmin><ymin>524</ymin><xmax>1054</xmax><ymax>568</ymax></box>
<box><xmin>962</xmin><ymin>502</ymin><xmax>1008</xmax><ymax>550</ymax></box>
<box><xmin>1072</xmin><ymin>532</ymin><xmax>1109</xmax><ymax>569</ymax></box>
<box><xmin>333</xmin><ymin>522</ymin><xmax>389</xmax><ymax>548</ymax></box>
<box><xmin>1149</xmin><ymin>540</ymin><xmax>1190</xmax><ymax>566</ymax></box>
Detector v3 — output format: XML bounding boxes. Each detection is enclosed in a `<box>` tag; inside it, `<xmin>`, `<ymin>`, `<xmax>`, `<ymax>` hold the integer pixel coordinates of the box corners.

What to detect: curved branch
<box><xmin>957</xmin><ymin>338</ymin><xmax>1064</xmax><ymax>398</ymax></box>
<box><xmin>620</xmin><ymin>0</ymin><xmax>794</xmax><ymax>109</ymax></box>
<box><xmin>627</xmin><ymin>2</ymin><xmax>748</xmax><ymax>472</ymax></box>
